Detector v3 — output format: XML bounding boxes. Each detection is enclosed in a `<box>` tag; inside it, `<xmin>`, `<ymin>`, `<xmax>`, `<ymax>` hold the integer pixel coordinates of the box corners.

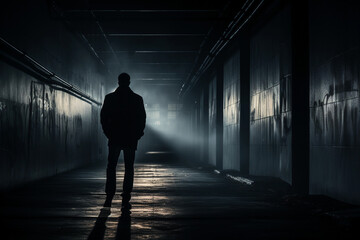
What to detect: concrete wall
<box><xmin>199</xmin><ymin>89</ymin><xmax>206</xmax><ymax>162</ymax></box>
<box><xmin>181</xmin><ymin>0</ymin><xmax>360</xmax><ymax>204</ymax></box>
<box><xmin>309</xmin><ymin>0</ymin><xmax>360</xmax><ymax>203</ymax></box>
<box><xmin>249</xmin><ymin>6</ymin><xmax>292</xmax><ymax>183</ymax></box>
<box><xmin>223</xmin><ymin>49</ymin><xmax>241</xmax><ymax>170</ymax></box>
<box><xmin>0</xmin><ymin>0</ymin><xmax>107</xmax><ymax>190</ymax></box>
<box><xmin>208</xmin><ymin>75</ymin><xmax>217</xmax><ymax>166</ymax></box>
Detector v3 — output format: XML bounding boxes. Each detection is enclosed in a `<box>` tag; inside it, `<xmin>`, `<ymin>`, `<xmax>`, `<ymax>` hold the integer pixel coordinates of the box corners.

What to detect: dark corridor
<box><xmin>1</xmin><ymin>158</ymin><xmax>357</xmax><ymax>239</ymax></box>
<box><xmin>1</xmin><ymin>0</ymin><xmax>360</xmax><ymax>239</ymax></box>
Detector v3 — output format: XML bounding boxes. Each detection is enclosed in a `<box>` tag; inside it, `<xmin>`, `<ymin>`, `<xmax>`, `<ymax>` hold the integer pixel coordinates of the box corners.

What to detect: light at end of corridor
<box><xmin>146</xmin><ymin>151</ymin><xmax>172</xmax><ymax>155</ymax></box>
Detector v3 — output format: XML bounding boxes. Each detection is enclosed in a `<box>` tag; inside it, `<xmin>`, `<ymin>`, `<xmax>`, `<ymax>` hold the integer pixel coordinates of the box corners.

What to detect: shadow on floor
<box><xmin>115</xmin><ymin>215</ymin><xmax>131</xmax><ymax>240</ymax></box>
<box><xmin>88</xmin><ymin>208</ymin><xmax>111</xmax><ymax>240</ymax></box>
<box><xmin>88</xmin><ymin>208</ymin><xmax>131</xmax><ymax>240</ymax></box>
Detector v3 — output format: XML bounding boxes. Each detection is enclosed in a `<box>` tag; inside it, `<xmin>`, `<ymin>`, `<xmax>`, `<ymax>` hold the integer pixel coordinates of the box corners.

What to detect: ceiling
<box><xmin>49</xmin><ymin>0</ymin><xmax>246</xmax><ymax>94</ymax></box>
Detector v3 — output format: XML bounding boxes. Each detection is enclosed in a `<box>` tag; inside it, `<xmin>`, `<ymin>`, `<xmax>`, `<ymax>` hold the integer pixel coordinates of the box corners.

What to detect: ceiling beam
<box><xmin>135</xmin><ymin>82</ymin><xmax>181</xmax><ymax>85</ymax></box>
<box><xmin>60</xmin><ymin>10</ymin><xmax>221</xmax><ymax>21</ymax></box>
<box><xmin>66</xmin><ymin>9</ymin><xmax>219</xmax><ymax>13</ymax></box>
<box><xmin>132</xmin><ymin>63</ymin><xmax>192</xmax><ymax>65</ymax></box>
<box><xmin>86</xmin><ymin>33</ymin><xmax>206</xmax><ymax>37</ymax></box>
<box><xmin>74</xmin><ymin>20</ymin><xmax>214</xmax><ymax>34</ymax></box>
<box><xmin>87</xmin><ymin>37</ymin><xmax>203</xmax><ymax>52</ymax></box>
<box><xmin>132</xmin><ymin>78</ymin><xmax>183</xmax><ymax>81</ymax></box>
<box><xmin>54</xmin><ymin>0</ymin><xmax>225</xmax><ymax>11</ymax></box>
<box><xmin>90</xmin><ymin>11</ymin><xmax>120</xmax><ymax>66</ymax></box>
<box><xmin>131</xmin><ymin>73</ymin><xmax>187</xmax><ymax>78</ymax></box>
<box><xmin>105</xmin><ymin>63</ymin><xmax>192</xmax><ymax>73</ymax></box>
<box><xmin>97</xmin><ymin>51</ymin><xmax>197</xmax><ymax>63</ymax></box>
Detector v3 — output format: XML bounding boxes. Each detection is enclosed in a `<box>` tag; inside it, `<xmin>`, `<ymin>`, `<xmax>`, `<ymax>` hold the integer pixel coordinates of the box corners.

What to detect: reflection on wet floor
<box><xmin>0</xmin><ymin>161</ymin><xmax>357</xmax><ymax>239</ymax></box>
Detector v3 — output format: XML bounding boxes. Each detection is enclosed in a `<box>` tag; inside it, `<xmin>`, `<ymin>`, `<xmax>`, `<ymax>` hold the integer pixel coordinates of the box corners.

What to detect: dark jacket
<box><xmin>100</xmin><ymin>86</ymin><xmax>146</xmax><ymax>149</ymax></box>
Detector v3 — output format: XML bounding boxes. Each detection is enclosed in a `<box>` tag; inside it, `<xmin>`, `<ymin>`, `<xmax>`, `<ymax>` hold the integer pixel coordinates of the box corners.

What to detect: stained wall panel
<box><xmin>0</xmin><ymin>0</ymin><xmax>107</xmax><ymax>190</ymax></box>
<box><xmin>249</xmin><ymin>6</ymin><xmax>292</xmax><ymax>183</ymax></box>
<box><xmin>208</xmin><ymin>75</ymin><xmax>217</xmax><ymax>166</ymax></box>
<box><xmin>197</xmin><ymin>86</ymin><xmax>210</xmax><ymax>164</ymax></box>
<box><xmin>223</xmin><ymin>50</ymin><xmax>241</xmax><ymax>170</ymax></box>
<box><xmin>309</xmin><ymin>0</ymin><xmax>360</xmax><ymax>204</ymax></box>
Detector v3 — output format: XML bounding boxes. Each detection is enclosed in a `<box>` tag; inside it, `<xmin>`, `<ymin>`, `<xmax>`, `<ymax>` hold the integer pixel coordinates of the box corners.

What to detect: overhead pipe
<box><xmin>90</xmin><ymin>11</ymin><xmax>121</xmax><ymax>66</ymax></box>
<box><xmin>48</xmin><ymin>1</ymin><xmax>108</xmax><ymax>71</ymax></box>
<box><xmin>182</xmin><ymin>0</ymin><xmax>233</xmax><ymax>94</ymax></box>
<box><xmin>179</xmin><ymin>0</ymin><xmax>255</xmax><ymax>95</ymax></box>
<box><xmin>179</xmin><ymin>0</ymin><xmax>264</xmax><ymax>96</ymax></box>
<box><xmin>0</xmin><ymin>37</ymin><xmax>102</xmax><ymax>106</ymax></box>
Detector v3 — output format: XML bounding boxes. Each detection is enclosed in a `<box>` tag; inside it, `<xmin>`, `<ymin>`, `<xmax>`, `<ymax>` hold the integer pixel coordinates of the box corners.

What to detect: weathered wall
<box><xmin>208</xmin><ymin>75</ymin><xmax>217</xmax><ymax>166</ymax></box>
<box><xmin>180</xmin><ymin>0</ymin><xmax>360</xmax><ymax>204</ymax></box>
<box><xmin>309</xmin><ymin>0</ymin><xmax>360</xmax><ymax>203</ymax></box>
<box><xmin>223</xmin><ymin>49</ymin><xmax>241</xmax><ymax>170</ymax></box>
<box><xmin>0</xmin><ymin>0</ymin><xmax>107</xmax><ymax>190</ymax></box>
<box><xmin>199</xmin><ymin>90</ymin><xmax>206</xmax><ymax>162</ymax></box>
<box><xmin>249</xmin><ymin>6</ymin><xmax>292</xmax><ymax>183</ymax></box>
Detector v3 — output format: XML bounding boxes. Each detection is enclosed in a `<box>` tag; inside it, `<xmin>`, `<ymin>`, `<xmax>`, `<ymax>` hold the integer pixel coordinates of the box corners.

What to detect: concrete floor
<box><xmin>0</xmin><ymin>157</ymin><xmax>358</xmax><ymax>239</ymax></box>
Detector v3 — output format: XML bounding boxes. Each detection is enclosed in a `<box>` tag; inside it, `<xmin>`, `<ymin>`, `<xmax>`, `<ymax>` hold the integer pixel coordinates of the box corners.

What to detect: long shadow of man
<box><xmin>100</xmin><ymin>72</ymin><xmax>146</xmax><ymax>214</ymax></box>
<box><xmin>88</xmin><ymin>209</ymin><xmax>132</xmax><ymax>240</ymax></box>
<box><xmin>88</xmin><ymin>208</ymin><xmax>111</xmax><ymax>240</ymax></box>
<box><xmin>115</xmin><ymin>214</ymin><xmax>131</xmax><ymax>240</ymax></box>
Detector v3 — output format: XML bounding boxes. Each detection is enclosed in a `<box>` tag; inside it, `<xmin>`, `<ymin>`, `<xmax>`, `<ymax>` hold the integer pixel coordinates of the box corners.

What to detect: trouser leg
<box><xmin>122</xmin><ymin>148</ymin><xmax>135</xmax><ymax>204</ymax></box>
<box><xmin>105</xmin><ymin>145</ymin><xmax>121</xmax><ymax>197</ymax></box>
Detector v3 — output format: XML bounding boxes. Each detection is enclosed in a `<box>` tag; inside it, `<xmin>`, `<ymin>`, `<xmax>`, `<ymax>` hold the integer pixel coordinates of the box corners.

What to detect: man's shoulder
<box><xmin>105</xmin><ymin>92</ymin><xmax>117</xmax><ymax>99</ymax></box>
<box><xmin>131</xmin><ymin>92</ymin><xmax>143</xmax><ymax>101</ymax></box>
<box><xmin>104</xmin><ymin>89</ymin><xmax>143</xmax><ymax>102</ymax></box>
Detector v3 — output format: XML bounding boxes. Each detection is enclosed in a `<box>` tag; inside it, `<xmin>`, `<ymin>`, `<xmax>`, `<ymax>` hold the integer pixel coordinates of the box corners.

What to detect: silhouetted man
<box><xmin>100</xmin><ymin>73</ymin><xmax>146</xmax><ymax>213</ymax></box>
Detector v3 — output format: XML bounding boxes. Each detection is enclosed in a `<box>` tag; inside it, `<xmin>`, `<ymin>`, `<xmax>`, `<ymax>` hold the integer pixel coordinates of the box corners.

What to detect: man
<box><xmin>100</xmin><ymin>73</ymin><xmax>146</xmax><ymax>214</ymax></box>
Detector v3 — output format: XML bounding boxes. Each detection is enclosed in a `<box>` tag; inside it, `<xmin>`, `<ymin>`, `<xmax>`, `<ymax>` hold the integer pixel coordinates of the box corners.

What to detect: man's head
<box><xmin>118</xmin><ymin>72</ymin><xmax>130</xmax><ymax>87</ymax></box>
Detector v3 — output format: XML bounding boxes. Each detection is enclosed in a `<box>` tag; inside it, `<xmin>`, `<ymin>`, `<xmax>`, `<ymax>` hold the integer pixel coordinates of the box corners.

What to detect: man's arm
<box><xmin>100</xmin><ymin>95</ymin><xmax>111</xmax><ymax>138</ymax></box>
<box><xmin>136</xmin><ymin>97</ymin><xmax>146</xmax><ymax>139</ymax></box>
